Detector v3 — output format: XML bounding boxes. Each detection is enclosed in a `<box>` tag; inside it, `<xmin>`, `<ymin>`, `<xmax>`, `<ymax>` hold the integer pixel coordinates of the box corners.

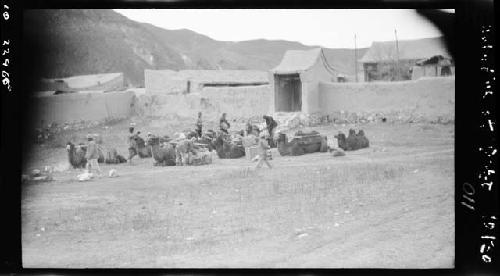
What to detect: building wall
<box><xmin>301</xmin><ymin>57</ymin><xmax>337</xmax><ymax>113</ymax></box>
<box><xmin>140</xmin><ymin>85</ymin><xmax>273</xmax><ymax>121</ymax></box>
<box><xmin>145</xmin><ymin>69</ymin><xmax>270</xmax><ymax>95</ymax></box>
<box><xmin>319</xmin><ymin>76</ymin><xmax>455</xmax><ymax>120</ymax></box>
<box><xmin>412</xmin><ymin>65</ymin><xmax>456</xmax><ymax>80</ymax></box>
<box><xmin>77</xmin><ymin>74</ymin><xmax>125</xmax><ymax>92</ymax></box>
<box><xmin>364</xmin><ymin>60</ymin><xmax>418</xmax><ymax>82</ymax></box>
<box><xmin>145</xmin><ymin>69</ymin><xmax>188</xmax><ymax>95</ymax></box>
<box><xmin>32</xmin><ymin>91</ymin><xmax>135</xmax><ymax>125</ymax></box>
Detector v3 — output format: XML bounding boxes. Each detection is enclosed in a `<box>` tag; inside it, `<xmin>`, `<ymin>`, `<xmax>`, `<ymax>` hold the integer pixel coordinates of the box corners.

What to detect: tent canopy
<box><xmin>271</xmin><ymin>48</ymin><xmax>323</xmax><ymax>74</ymax></box>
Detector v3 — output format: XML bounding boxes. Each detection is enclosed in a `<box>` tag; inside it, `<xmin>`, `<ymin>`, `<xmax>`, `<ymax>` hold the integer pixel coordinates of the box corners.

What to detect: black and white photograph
<box><xmin>17</xmin><ymin>7</ymin><xmax>458</xmax><ymax>269</ymax></box>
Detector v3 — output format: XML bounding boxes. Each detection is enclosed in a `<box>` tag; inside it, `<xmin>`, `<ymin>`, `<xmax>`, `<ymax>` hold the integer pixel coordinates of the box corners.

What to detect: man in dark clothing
<box><xmin>195</xmin><ymin>112</ymin><xmax>203</xmax><ymax>138</ymax></box>
<box><xmin>263</xmin><ymin>115</ymin><xmax>278</xmax><ymax>147</ymax></box>
<box><xmin>128</xmin><ymin>122</ymin><xmax>139</xmax><ymax>145</ymax></box>
<box><xmin>220</xmin><ymin>113</ymin><xmax>230</xmax><ymax>134</ymax></box>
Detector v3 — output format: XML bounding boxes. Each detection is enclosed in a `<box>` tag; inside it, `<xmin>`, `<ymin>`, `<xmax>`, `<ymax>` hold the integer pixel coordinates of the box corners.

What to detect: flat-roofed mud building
<box><xmin>360</xmin><ymin>37</ymin><xmax>453</xmax><ymax>82</ymax></box>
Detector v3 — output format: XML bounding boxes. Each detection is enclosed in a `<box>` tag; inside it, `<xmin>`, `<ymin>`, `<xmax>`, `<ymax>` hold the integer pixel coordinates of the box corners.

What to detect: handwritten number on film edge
<box><xmin>1</xmin><ymin>3</ymin><xmax>11</xmax><ymax>91</ymax></box>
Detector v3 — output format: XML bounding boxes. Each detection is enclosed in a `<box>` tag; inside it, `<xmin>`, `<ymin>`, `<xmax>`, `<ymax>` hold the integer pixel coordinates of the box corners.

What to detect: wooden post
<box><xmin>354</xmin><ymin>34</ymin><xmax>359</xmax><ymax>82</ymax></box>
<box><xmin>394</xmin><ymin>29</ymin><xmax>400</xmax><ymax>81</ymax></box>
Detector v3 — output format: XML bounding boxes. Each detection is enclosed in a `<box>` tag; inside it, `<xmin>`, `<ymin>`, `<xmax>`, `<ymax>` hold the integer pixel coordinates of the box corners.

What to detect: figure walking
<box><xmin>255</xmin><ymin>132</ymin><xmax>272</xmax><ymax>169</ymax></box>
<box><xmin>85</xmin><ymin>134</ymin><xmax>102</xmax><ymax>176</ymax></box>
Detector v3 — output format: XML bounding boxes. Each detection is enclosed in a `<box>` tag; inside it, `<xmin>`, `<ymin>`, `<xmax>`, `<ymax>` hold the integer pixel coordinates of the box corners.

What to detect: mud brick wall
<box><xmin>31</xmin><ymin>91</ymin><xmax>136</xmax><ymax>125</ymax></box>
<box><xmin>137</xmin><ymin>85</ymin><xmax>273</xmax><ymax>122</ymax></box>
<box><xmin>319</xmin><ymin>77</ymin><xmax>455</xmax><ymax>123</ymax></box>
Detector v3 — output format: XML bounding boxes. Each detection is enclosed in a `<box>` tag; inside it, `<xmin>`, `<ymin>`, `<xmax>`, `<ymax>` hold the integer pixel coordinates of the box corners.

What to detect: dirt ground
<box><xmin>22</xmin><ymin>122</ymin><xmax>454</xmax><ymax>268</ymax></box>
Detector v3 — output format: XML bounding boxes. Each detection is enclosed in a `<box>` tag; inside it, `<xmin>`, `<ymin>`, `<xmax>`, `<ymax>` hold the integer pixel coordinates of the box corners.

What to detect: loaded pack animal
<box><xmin>194</xmin><ymin>134</ymin><xmax>216</xmax><ymax>152</ymax></box>
<box><xmin>276</xmin><ymin>131</ymin><xmax>328</xmax><ymax>156</ymax></box>
<box><xmin>183</xmin><ymin>130</ymin><xmax>198</xmax><ymax>140</ymax></box>
<box><xmin>67</xmin><ymin>142</ymin><xmax>127</xmax><ymax>168</ymax></box>
<box><xmin>334</xmin><ymin>129</ymin><xmax>370</xmax><ymax>151</ymax></box>
<box><xmin>66</xmin><ymin>142</ymin><xmax>87</xmax><ymax>169</ymax></box>
<box><xmin>173</xmin><ymin>138</ymin><xmax>199</xmax><ymax>166</ymax></box>
<box><xmin>128</xmin><ymin>133</ymin><xmax>152</xmax><ymax>162</ymax></box>
<box><xmin>214</xmin><ymin>132</ymin><xmax>245</xmax><ymax>159</ymax></box>
<box><xmin>168</xmin><ymin>136</ymin><xmax>213</xmax><ymax>166</ymax></box>
<box><xmin>198</xmin><ymin>129</ymin><xmax>215</xmax><ymax>140</ymax></box>
<box><xmin>100</xmin><ymin>146</ymin><xmax>128</xmax><ymax>164</ymax></box>
<box><xmin>147</xmin><ymin>136</ymin><xmax>176</xmax><ymax>166</ymax></box>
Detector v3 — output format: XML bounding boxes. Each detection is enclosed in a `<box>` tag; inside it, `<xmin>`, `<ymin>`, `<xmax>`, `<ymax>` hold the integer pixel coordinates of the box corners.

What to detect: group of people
<box><xmin>84</xmin><ymin>113</ymin><xmax>278</xmax><ymax>175</ymax></box>
<box><xmin>197</xmin><ymin>112</ymin><xmax>278</xmax><ymax>142</ymax></box>
<box><xmin>195</xmin><ymin>112</ymin><xmax>279</xmax><ymax>169</ymax></box>
<box><xmin>215</xmin><ymin>112</ymin><xmax>276</xmax><ymax>169</ymax></box>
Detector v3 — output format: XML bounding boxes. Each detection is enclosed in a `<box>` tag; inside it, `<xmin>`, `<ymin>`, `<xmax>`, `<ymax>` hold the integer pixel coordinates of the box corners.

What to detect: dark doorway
<box><xmin>274</xmin><ymin>74</ymin><xmax>302</xmax><ymax>112</ymax></box>
<box><xmin>441</xmin><ymin>66</ymin><xmax>451</xmax><ymax>76</ymax></box>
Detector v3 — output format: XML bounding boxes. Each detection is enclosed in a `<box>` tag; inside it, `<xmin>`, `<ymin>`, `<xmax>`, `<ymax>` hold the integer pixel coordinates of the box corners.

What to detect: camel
<box><xmin>68</xmin><ymin>142</ymin><xmax>127</xmax><ymax>167</ymax></box>
<box><xmin>100</xmin><ymin>146</ymin><xmax>127</xmax><ymax>164</ymax></box>
<box><xmin>334</xmin><ymin>132</ymin><xmax>349</xmax><ymax>151</ymax></box>
<box><xmin>128</xmin><ymin>134</ymin><xmax>152</xmax><ymax>162</ymax></box>
<box><xmin>356</xmin><ymin>130</ymin><xmax>370</xmax><ymax>148</ymax></box>
<box><xmin>66</xmin><ymin>142</ymin><xmax>87</xmax><ymax>169</ymax></box>
<box><xmin>277</xmin><ymin>132</ymin><xmax>328</xmax><ymax>156</ymax></box>
<box><xmin>147</xmin><ymin>136</ymin><xmax>176</xmax><ymax>166</ymax></box>
<box><xmin>173</xmin><ymin>139</ymin><xmax>198</xmax><ymax>166</ymax></box>
<box><xmin>295</xmin><ymin>130</ymin><xmax>320</xmax><ymax>136</ymax></box>
<box><xmin>214</xmin><ymin>132</ymin><xmax>245</xmax><ymax>159</ymax></box>
<box><xmin>334</xmin><ymin>129</ymin><xmax>369</xmax><ymax>151</ymax></box>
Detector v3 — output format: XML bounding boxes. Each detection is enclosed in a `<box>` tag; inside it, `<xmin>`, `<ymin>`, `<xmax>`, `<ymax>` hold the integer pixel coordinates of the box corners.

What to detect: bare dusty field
<box><xmin>22</xmin><ymin>122</ymin><xmax>454</xmax><ymax>268</ymax></box>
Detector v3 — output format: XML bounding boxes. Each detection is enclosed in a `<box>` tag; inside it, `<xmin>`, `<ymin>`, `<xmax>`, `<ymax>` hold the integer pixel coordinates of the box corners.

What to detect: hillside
<box><xmin>24</xmin><ymin>9</ymin><xmax>367</xmax><ymax>87</ymax></box>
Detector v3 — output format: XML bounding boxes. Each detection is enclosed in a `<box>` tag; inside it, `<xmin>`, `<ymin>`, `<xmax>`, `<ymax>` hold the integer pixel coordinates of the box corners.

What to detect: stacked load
<box><xmin>189</xmin><ymin>148</ymin><xmax>213</xmax><ymax>166</ymax></box>
<box><xmin>273</xmin><ymin>112</ymin><xmax>324</xmax><ymax>133</ymax></box>
<box><xmin>242</xmin><ymin>134</ymin><xmax>259</xmax><ymax>161</ymax></box>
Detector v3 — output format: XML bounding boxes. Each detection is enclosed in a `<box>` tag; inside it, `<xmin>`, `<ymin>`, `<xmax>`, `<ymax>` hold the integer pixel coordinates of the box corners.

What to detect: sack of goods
<box><xmin>189</xmin><ymin>151</ymin><xmax>213</xmax><ymax>166</ymax></box>
<box><xmin>242</xmin><ymin>135</ymin><xmax>258</xmax><ymax>148</ymax></box>
<box><xmin>108</xmin><ymin>169</ymin><xmax>118</xmax><ymax>177</ymax></box>
<box><xmin>245</xmin><ymin>145</ymin><xmax>259</xmax><ymax>161</ymax></box>
<box><xmin>77</xmin><ymin>172</ymin><xmax>94</xmax><ymax>181</ymax></box>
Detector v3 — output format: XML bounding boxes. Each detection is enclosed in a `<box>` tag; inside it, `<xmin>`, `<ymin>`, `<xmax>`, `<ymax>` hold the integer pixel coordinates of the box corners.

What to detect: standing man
<box><xmin>129</xmin><ymin>122</ymin><xmax>136</xmax><ymax>136</ymax></box>
<box><xmin>255</xmin><ymin>132</ymin><xmax>272</xmax><ymax>170</ymax></box>
<box><xmin>263</xmin><ymin>115</ymin><xmax>278</xmax><ymax>147</ymax></box>
<box><xmin>195</xmin><ymin>112</ymin><xmax>203</xmax><ymax>138</ymax></box>
<box><xmin>85</xmin><ymin>134</ymin><xmax>102</xmax><ymax>176</ymax></box>
<box><xmin>219</xmin><ymin>113</ymin><xmax>231</xmax><ymax>134</ymax></box>
<box><xmin>128</xmin><ymin>122</ymin><xmax>142</xmax><ymax>164</ymax></box>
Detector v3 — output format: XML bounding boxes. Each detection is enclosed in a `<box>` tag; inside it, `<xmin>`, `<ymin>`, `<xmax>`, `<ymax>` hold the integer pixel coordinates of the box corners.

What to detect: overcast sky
<box><xmin>114</xmin><ymin>9</ymin><xmax>452</xmax><ymax>49</ymax></box>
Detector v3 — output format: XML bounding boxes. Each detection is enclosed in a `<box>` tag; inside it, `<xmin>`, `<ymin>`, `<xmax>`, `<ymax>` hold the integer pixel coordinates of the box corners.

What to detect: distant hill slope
<box><xmin>24</xmin><ymin>9</ymin><xmax>367</xmax><ymax>87</ymax></box>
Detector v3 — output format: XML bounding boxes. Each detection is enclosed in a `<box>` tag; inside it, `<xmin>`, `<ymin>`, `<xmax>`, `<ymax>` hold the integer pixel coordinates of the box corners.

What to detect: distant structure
<box><xmin>359</xmin><ymin>37</ymin><xmax>454</xmax><ymax>82</ymax></box>
<box><xmin>37</xmin><ymin>73</ymin><xmax>125</xmax><ymax>94</ymax></box>
<box><xmin>411</xmin><ymin>55</ymin><xmax>454</xmax><ymax>80</ymax></box>
<box><xmin>145</xmin><ymin>69</ymin><xmax>269</xmax><ymax>95</ymax></box>
<box><xmin>270</xmin><ymin>48</ymin><xmax>338</xmax><ymax>114</ymax></box>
